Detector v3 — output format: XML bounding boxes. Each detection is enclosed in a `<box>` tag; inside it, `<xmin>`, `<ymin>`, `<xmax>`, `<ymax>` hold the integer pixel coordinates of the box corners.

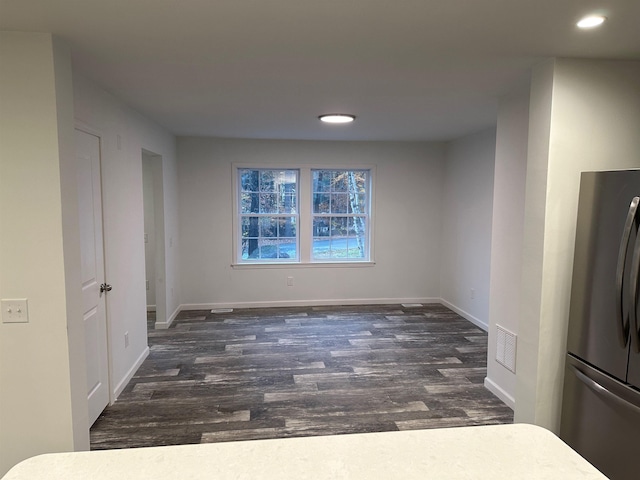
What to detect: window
<box><xmin>312</xmin><ymin>170</ymin><xmax>369</xmax><ymax>260</ymax></box>
<box><xmin>239</xmin><ymin>169</ymin><xmax>298</xmax><ymax>261</ymax></box>
<box><xmin>235</xmin><ymin>166</ymin><xmax>372</xmax><ymax>265</ymax></box>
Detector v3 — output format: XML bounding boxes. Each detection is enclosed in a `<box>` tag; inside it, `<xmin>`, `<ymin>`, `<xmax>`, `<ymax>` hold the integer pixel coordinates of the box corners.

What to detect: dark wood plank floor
<box><xmin>90</xmin><ymin>304</ymin><xmax>513</xmax><ymax>450</ymax></box>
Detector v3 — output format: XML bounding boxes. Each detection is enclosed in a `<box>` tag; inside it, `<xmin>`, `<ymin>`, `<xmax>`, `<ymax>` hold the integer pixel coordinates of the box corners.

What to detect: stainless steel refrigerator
<box><xmin>560</xmin><ymin>169</ymin><xmax>640</xmax><ymax>480</ymax></box>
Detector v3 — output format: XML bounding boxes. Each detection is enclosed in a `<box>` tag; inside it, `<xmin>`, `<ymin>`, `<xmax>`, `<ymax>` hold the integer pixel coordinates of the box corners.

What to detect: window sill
<box><xmin>231</xmin><ymin>261</ymin><xmax>376</xmax><ymax>270</ymax></box>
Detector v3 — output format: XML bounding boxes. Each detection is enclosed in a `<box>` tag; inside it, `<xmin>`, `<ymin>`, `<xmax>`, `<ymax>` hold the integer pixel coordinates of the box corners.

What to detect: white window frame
<box><xmin>234</xmin><ymin>167</ymin><xmax>300</xmax><ymax>264</ymax></box>
<box><xmin>310</xmin><ymin>169</ymin><xmax>372</xmax><ymax>263</ymax></box>
<box><xmin>232</xmin><ymin>164</ymin><xmax>375</xmax><ymax>268</ymax></box>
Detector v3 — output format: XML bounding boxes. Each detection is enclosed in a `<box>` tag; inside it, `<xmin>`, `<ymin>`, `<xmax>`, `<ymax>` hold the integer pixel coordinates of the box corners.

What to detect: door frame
<box><xmin>75</xmin><ymin>120</ymin><xmax>115</xmax><ymax>406</ymax></box>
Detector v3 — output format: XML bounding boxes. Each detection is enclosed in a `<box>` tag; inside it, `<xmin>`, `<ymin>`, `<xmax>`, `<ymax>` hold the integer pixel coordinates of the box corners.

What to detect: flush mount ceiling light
<box><xmin>319</xmin><ymin>114</ymin><xmax>356</xmax><ymax>124</ymax></box>
<box><xmin>577</xmin><ymin>15</ymin><xmax>606</xmax><ymax>28</ymax></box>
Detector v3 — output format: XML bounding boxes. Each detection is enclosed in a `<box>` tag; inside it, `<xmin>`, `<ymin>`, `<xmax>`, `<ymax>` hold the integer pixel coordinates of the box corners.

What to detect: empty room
<box><xmin>1</xmin><ymin>1</ymin><xmax>639</xmax><ymax>478</ymax></box>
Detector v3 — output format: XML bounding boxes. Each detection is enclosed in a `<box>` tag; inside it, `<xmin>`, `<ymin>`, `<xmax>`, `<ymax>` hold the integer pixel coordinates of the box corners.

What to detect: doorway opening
<box><xmin>142</xmin><ymin>150</ymin><xmax>166</xmax><ymax>331</ymax></box>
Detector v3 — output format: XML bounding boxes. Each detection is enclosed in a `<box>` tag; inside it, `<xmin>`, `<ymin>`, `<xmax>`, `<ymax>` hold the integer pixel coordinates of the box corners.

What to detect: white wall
<box><xmin>73</xmin><ymin>74</ymin><xmax>179</xmax><ymax>396</ymax></box>
<box><xmin>440</xmin><ymin>129</ymin><xmax>496</xmax><ymax>330</ymax></box>
<box><xmin>485</xmin><ymin>84</ymin><xmax>530</xmax><ymax>408</ymax></box>
<box><xmin>0</xmin><ymin>32</ymin><xmax>87</xmax><ymax>476</ymax></box>
<box><xmin>516</xmin><ymin>59</ymin><xmax>640</xmax><ymax>431</ymax></box>
<box><xmin>177</xmin><ymin>137</ymin><xmax>444</xmax><ymax>308</ymax></box>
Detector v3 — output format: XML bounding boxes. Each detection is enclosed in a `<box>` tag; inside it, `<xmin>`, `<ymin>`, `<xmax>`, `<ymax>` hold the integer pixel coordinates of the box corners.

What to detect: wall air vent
<box><xmin>496</xmin><ymin>325</ymin><xmax>517</xmax><ymax>373</ymax></box>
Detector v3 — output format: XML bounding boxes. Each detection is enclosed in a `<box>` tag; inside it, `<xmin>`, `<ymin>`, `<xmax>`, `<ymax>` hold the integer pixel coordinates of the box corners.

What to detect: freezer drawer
<box><xmin>560</xmin><ymin>354</ymin><xmax>640</xmax><ymax>480</ymax></box>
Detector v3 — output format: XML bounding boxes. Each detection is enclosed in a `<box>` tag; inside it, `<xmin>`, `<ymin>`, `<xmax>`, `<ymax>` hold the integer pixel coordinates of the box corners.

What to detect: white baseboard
<box><xmin>439</xmin><ymin>298</ymin><xmax>488</xmax><ymax>331</ymax></box>
<box><xmin>111</xmin><ymin>346</ymin><xmax>149</xmax><ymax>402</ymax></box>
<box><xmin>155</xmin><ymin>305</ymin><xmax>181</xmax><ymax>330</ymax></box>
<box><xmin>180</xmin><ymin>297</ymin><xmax>441</xmax><ymax>311</ymax></box>
<box><xmin>484</xmin><ymin>376</ymin><xmax>515</xmax><ymax>410</ymax></box>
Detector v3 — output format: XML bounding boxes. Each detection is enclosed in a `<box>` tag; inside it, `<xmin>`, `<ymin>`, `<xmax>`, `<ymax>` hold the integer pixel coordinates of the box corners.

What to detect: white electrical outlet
<box><xmin>470</xmin><ymin>288</ymin><xmax>475</xmax><ymax>299</ymax></box>
<box><xmin>124</xmin><ymin>331</ymin><xmax>130</xmax><ymax>348</ymax></box>
<box><xmin>1</xmin><ymin>299</ymin><xmax>29</xmax><ymax>323</ymax></box>
<box><xmin>146</xmin><ymin>280</ymin><xmax>150</xmax><ymax>291</ymax></box>
<box><xmin>287</xmin><ymin>276</ymin><xmax>294</xmax><ymax>287</ymax></box>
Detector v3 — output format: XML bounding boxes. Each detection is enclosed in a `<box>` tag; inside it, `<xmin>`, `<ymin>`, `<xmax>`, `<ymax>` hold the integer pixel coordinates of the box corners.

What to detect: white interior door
<box><xmin>76</xmin><ymin>128</ymin><xmax>110</xmax><ymax>426</ymax></box>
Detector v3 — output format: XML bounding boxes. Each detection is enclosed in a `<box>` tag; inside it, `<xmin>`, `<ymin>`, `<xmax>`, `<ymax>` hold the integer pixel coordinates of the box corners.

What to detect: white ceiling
<box><xmin>1</xmin><ymin>0</ymin><xmax>639</xmax><ymax>141</ymax></box>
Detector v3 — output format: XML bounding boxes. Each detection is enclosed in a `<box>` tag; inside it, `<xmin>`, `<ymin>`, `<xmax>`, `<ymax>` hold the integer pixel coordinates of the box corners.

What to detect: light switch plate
<box><xmin>1</xmin><ymin>298</ymin><xmax>29</xmax><ymax>323</ymax></box>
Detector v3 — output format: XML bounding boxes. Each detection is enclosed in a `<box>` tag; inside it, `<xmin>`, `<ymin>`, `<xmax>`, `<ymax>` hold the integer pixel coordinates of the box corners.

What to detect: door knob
<box><xmin>100</xmin><ymin>283</ymin><xmax>112</xmax><ymax>293</ymax></box>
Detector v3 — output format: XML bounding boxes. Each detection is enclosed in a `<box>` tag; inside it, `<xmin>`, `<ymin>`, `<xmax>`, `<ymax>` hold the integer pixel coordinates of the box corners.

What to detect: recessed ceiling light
<box><xmin>319</xmin><ymin>114</ymin><xmax>356</xmax><ymax>124</ymax></box>
<box><xmin>577</xmin><ymin>15</ymin><xmax>606</xmax><ymax>29</ymax></box>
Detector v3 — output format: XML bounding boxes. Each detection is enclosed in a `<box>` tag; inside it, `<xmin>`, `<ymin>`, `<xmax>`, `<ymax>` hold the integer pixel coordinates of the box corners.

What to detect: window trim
<box><xmin>310</xmin><ymin>168</ymin><xmax>372</xmax><ymax>263</ymax></box>
<box><xmin>232</xmin><ymin>163</ymin><xmax>376</xmax><ymax>267</ymax></box>
<box><xmin>234</xmin><ymin>167</ymin><xmax>300</xmax><ymax>264</ymax></box>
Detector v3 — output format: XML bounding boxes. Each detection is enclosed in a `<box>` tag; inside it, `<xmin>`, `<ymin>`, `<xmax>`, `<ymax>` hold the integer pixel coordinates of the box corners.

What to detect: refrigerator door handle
<box><xmin>616</xmin><ymin>196</ymin><xmax>639</xmax><ymax>347</ymax></box>
<box><xmin>571</xmin><ymin>365</ymin><xmax>640</xmax><ymax>416</ymax></box>
<box><xmin>630</xmin><ymin>223</ymin><xmax>640</xmax><ymax>353</ymax></box>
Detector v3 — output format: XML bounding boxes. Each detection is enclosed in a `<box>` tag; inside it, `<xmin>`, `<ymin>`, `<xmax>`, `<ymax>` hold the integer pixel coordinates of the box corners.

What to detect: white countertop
<box><xmin>2</xmin><ymin>424</ymin><xmax>606</xmax><ymax>479</ymax></box>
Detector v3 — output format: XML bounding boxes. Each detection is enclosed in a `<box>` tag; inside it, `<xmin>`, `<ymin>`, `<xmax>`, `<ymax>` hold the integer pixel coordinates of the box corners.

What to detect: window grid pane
<box><xmin>311</xmin><ymin>169</ymin><xmax>369</xmax><ymax>261</ymax></box>
<box><xmin>239</xmin><ymin>168</ymin><xmax>298</xmax><ymax>262</ymax></box>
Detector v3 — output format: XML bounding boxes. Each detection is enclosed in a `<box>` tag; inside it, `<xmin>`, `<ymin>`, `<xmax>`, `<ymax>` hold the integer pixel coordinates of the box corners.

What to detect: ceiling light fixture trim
<box><xmin>319</xmin><ymin>114</ymin><xmax>356</xmax><ymax>124</ymax></box>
